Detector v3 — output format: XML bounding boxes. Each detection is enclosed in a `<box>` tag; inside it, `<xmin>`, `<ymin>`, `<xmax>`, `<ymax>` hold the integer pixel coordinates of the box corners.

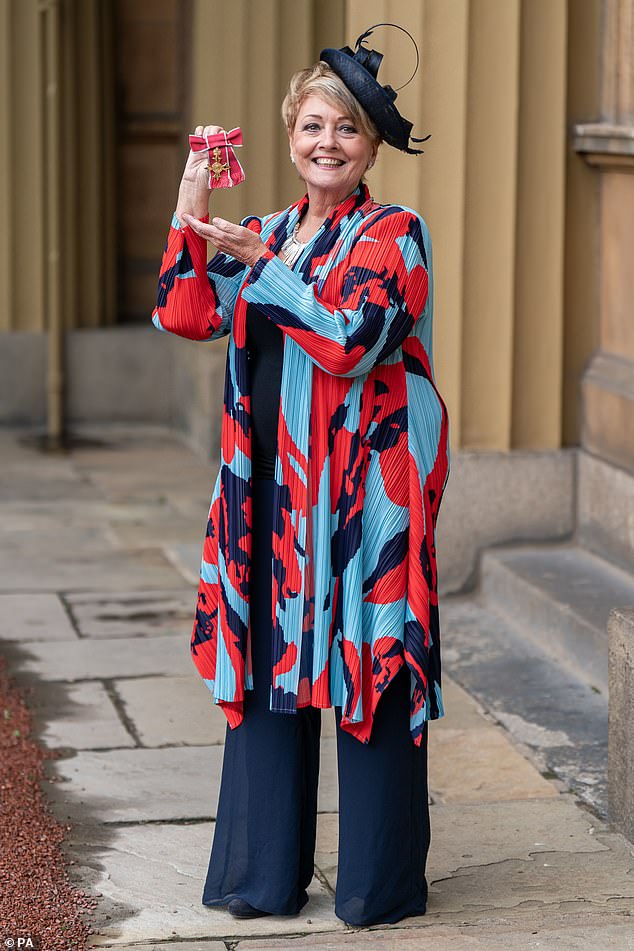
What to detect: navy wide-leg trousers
<box><xmin>202</xmin><ymin>478</ymin><xmax>430</xmax><ymax>927</ymax></box>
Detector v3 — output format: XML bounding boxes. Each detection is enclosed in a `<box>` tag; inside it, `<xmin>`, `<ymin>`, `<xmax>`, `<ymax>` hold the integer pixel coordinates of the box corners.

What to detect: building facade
<box><xmin>0</xmin><ymin>0</ymin><xmax>632</xmax><ymax>586</ymax></box>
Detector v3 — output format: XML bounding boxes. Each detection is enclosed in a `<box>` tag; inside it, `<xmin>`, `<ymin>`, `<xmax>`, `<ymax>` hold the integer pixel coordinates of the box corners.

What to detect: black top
<box><xmin>245</xmin><ymin>303</ymin><xmax>283</xmax><ymax>478</ymax></box>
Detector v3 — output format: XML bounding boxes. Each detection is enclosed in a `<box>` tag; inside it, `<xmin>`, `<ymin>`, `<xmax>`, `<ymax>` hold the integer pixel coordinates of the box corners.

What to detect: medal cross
<box><xmin>207</xmin><ymin>147</ymin><xmax>230</xmax><ymax>181</ymax></box>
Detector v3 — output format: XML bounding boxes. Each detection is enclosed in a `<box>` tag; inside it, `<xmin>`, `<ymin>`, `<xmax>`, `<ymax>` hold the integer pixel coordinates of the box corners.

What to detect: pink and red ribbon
<box><xmin>188</xmin><ymin>127</ymin><xmax>245</xmax><ymax>189</ymax></box>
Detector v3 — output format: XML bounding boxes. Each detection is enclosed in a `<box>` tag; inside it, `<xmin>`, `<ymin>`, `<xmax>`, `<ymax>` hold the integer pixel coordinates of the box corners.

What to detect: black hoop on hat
<box><xmin>353</xmin><ymin>22</ymin><xmax>420</xmax><ymax>92</ymax></box>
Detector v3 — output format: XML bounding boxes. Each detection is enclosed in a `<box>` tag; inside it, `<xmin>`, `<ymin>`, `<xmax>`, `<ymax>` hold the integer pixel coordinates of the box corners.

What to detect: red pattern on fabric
<box><xmin>152</xmin><ymin>184</ymin><xmax>450</xmax><ymax>746</ymax></box>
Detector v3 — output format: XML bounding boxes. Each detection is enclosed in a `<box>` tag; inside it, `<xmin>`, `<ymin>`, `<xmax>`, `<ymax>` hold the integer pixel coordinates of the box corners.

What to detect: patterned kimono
<box><xmin>152</xmin><ymin>182</ymin><xmax>450</xmax><ymax>746</ymax></box>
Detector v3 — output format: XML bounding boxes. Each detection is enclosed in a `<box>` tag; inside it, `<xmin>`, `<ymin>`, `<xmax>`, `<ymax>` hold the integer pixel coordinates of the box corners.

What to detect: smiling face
<box><xmin>289</xmin><ymin>94</ymin><xmax>377</xmax><ymax>206</ymax></box>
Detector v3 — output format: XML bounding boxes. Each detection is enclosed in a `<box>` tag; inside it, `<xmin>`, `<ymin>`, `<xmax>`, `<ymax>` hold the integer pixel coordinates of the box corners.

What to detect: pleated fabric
<box><xmin>202</xmin><ymin>478</ymin><xmax>320</xmax><ymax>917</ymax></box>
<box><xmin>202</xmin><ymin>479</ymin><xmax>430</xmax><ymax>926</ymax></box>
<box><xmin>152</xmin><ymin>182</ymin><xmax>450</xmax><ymax>746</ymax></box>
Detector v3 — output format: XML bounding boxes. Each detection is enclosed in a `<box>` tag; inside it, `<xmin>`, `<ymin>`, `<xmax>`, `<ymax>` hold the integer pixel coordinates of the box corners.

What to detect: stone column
<box><xmin>608</xmin><ymin>607</ymin><xmax>634</xmax><ymax>840</ymax></box>
<box><xmin>575</xmin><ymin>0</ymin><xmax>634</xmax><ymax>842</ymax></box>
<box><xmin>573</xmin><ymin>0</ymin><xmax>634</xmax><ymax>473</ymax></box>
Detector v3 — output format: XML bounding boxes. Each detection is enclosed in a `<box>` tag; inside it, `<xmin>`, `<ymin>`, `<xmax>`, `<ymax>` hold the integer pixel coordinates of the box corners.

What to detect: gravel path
<box><xmin>0</xmin><ymin>656</ymin><xmax>97</xmax><ymax>950</ymax></box>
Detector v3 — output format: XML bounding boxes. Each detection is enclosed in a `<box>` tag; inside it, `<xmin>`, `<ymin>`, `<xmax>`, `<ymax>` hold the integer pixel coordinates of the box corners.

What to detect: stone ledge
<box><xmin>608</xmin><ymin>606</ymin><xmax>634</xmax><ymax>841</ymax></box>
<box><xmin>581</xmin><ymin>352</ymin><xmax>634</xmax><ymax>472</ymax></box>
<box><xmin>480</xmin><ymin>543</ymin><xmax>634</xmax><ymax>693</ymax></box>
<box><xmin>0</xmin><ymin>328</ymin><xmax>227</xmax><ymax>461</ymax></box>
<box><xmin>572</xmin><ymin>122</ymin><xmax>634</xmax><ymax>170</ymax></box>
<box><xmin>577</xmin><ymin>451</ymin><xmax>634</xmax><ymax>572</ymax></box>
<box><xmin>437</xmin><ymin>449</ymin><xmax>575</xmax><ymax>593</ymax></box>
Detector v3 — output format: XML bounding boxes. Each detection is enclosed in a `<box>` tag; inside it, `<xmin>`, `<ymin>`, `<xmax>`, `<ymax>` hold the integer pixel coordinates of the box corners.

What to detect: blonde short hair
<box><xmin>281</xmin><ymin>61</ymin><xmax>381</xmax><ymax>146</ymax></box>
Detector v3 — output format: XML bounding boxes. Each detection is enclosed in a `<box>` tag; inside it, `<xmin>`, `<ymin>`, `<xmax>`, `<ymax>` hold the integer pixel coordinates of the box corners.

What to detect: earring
<box><xmin>290</xmin><ymin>154</ymin><xmax>296</xmax><ymax>164</ymax></box>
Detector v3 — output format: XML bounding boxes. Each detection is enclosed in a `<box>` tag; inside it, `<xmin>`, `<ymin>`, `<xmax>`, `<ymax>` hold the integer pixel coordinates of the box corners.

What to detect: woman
<box><xmin>152</xmin><ymin>26</ymin><xmax>449</xmax><ymax>927</ymax></box>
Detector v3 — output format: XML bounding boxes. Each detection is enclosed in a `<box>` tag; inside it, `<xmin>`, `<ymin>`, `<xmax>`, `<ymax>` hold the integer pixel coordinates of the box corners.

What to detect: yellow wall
<box><xmin>512</xmin><ymin>0</ymin><xmax>568</xmax><ymax>449</ymax></box>
<box><xmin>1</xmin><ymin>0</ymin><xmax>45</xmax><ymax>331</ymax></box>
<box><xmin>563</xmin><ymin>0</ymin><xmax>602</xmax><ymax>446</ymax></box>
<box><xmin>189</xmin><ymin>0</ymin><xmax>346</xmax><ymax>224</ymax></box>
<box><xmin>0</xmin><ymin>0</ymin><xmax>115</xmax><ymax>333</ymax></box>
<box><xmin>0</xmin><ymin>0</ymin><xmax>604</xmax><ymax>454</ymax></box>
<box><xmin>187</xmin><ymin>0</ymin><xmax>582</xmax><ymax>451</ymax></box>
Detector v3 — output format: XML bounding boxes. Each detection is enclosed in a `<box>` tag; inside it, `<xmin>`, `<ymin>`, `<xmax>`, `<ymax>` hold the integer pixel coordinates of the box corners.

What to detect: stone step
<box><xmin>479</xmin><ymin>543</ymin><xmax>634</xmax><ymax>693</ymax></box>
<box><xmin>440</xmin><ymin>594</ymin><xmax>608</xmax><ymax>817</ymax></box>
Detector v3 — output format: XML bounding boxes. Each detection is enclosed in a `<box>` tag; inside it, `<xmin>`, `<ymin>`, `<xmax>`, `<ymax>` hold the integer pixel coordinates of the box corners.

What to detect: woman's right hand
<box><xmin>176</xmin><ymin>124</ymin><xmax>225</xmax><ymax>222</ymax></box>
<box><xmin>181</xmin><ymin>124</ymin><xmax>225</xmax><ymax>187</ymax></box>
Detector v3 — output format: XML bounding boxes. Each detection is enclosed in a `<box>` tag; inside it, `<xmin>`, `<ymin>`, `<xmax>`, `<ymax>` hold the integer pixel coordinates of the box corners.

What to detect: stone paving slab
<box><xmin>321</xmin><ymin>707</ymin><xmax>337</xmax><ymax>738</ymax></box>
<box><xmin>441</xmin><ymin>595</ymin><xmax>609</xmax><ymax>816</ymax></box>
<box><xmin>113</xmin><ymin>673</ymin><xmax>338</xmax><ymax>747</ymax></box>
<box><xmin>0</xmin><ymin>592</ymin><xmax>78</xmax><ymax>641</ymax></box>
<box><xmin>0</xmin><ymin>466</ymin><xmax>102</xmax><ymax>502</ymax></box>
<box><xmin>0</xmin><ymin>500</ymin><xmax>183</xmax><ymax>529</ymax></box>
<box><xmin>72</xmin><ymin>448</ymin><xmax>212</xmax><ymax>476</ymax></box>
<box><xmin>163</xmin><ymin>544</ymin><xmax>202</xmax><ymax>586</ymax></box>
<box><xmin>0</xmin><ymin>508</ymin><xmax>81</xmax><ymax>533</ymax></box>
<box><xmin>85</xmin><ymin>470</ymin><xmax>215</xmax><ymax>504</ymax></box>
<box><xmin>66</xmin><ymin>590</ymin><xmax>195</xmax><ymax>639</ymax></box>
<box><xmin>0</xmin><ymin>547</ymin><xmax>184</xmax><ymax>592</ymax></box>
<box><xmin>103</xmin><ymin>943</ymin><xmax>226</xmax><ymax>951</ymax></box>
<box><xmin>67</xmin><ymin>588</ymin><xmax>196</xmax><ymax>605</ymax></box>
<box><xmin>427</xmin><ymin>798</ymin><xmax>610</xmax><ymax>874</ymax></box>
<box><xmin>316</xmin><ymin>811</ymin><xmax>338</xmax><ymax>854</ymax></box>
<box><xmin>238</xmin><ymin>919</ymin><xmax>634</xmax><ymax>950</ymax></box>
<box><xmin>2</xmin><ymin>430</ymin><xmax>631</xmax><ymax>950</ymax></box>
<box><xmin>3</xmin><ymin>634</ymin><xmax>192</xmax><ymax>682</ymax></box>
<box><xmin>436</xmin><ymin>678</ymin><xmax>488</xmax><ymax>731</ymax></box>
<box><xmin>315</xmin><ymin>811</ymin><xmax>339</xmax><ymax>891</ymax></box>
<box><xmin>0</xmin><ymin>498</ymin><xmax>183</xmax><ymax>547</ymax></box>
<box><xmin>49</xmin><ymin>736</ymin><xmax>340</xmax><ymax>823</ymax></box>
<box><xmin>106</xmin><ymin>516</ymin><xmax>204</xmax><ymax>550</ymax></box>
<box><xmin>76</xmin><ymin>803</ymin><xmax>634</xmax><ymax>946</ymax></box>
<box><xmin>78</xmin><ymin>453</ymin><xmax>213</xmax><ymax>476</ymax></box>
<box><xmin>69</xmin><ymin>440</ymin><xmax>203</xmax><ymax>470</ymax></box>
<box><xmin>67</xmin><ymin>433</ymin><xmax>204</xmax><ymax>457</ymax></box>
<box><xmin>106</xmin><ymin>943</ymin><xmax>226</xmax><ymax>950</ymax></box>
<box><xmin>425</xmin><ymin>842</ymin><xmax>634</xmax><ymax>918</ymax></box>
<box><xmin>113</xmin><ymin>675</ymin><xmax>228</xmax><ymax>747</ymax></box>
<box><xmin>30</xmin><ymin>681</ymin><xmax>135</xmax><ymax>750</ymax></box>
<box><xmin>170</xmin><ymin>494</ymin><xmax>216</xmax><ymax>521</ymax></box>
<box><xmin>48</xmin><ymin>746</ymin><xmax>224</xmax><ymax>823</ymax></box>
<box><xmin>429</xmin><ymin>726</ymin><xmax>557</xmax><ymax>802</ymax></box>
<box><xmin>315</xmin><ymin>797</ymin><xmax>619</xmax><ymax>897</ymax></box>
<box><xmin>319</xmin><ymin>737</ymin><xmax>339</xmax><ymax>813</ymax></box>
<box><xmin>68</xmin><ymin>821</ymin><xmax>342</xmax><ymax>946</ymax></box>
<box><xmin>0</xmin><ymin>431</ymin><xmax>47</xmax><ymax>462</ymax></box>
<box><xmin>2</xmin><ymin>525</ymin><xmax>116</xmax><ymax>560</ymax></box>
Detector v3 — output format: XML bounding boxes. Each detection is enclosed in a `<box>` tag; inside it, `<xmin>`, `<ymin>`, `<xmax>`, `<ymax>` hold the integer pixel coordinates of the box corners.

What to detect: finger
<box><xmin>194</xmin><ymin>125</ymin><xmax>204</xmax><ymax>136</ymax></box>
<box><xmin>181</xmin><ymin>215</ymin><xmax>213</xmax><ymax>239</ymax></box>
<box><xmin>203</xmin><ymin>125</ymin><xmax>223</xmax><ymax>137</ymax></box>
<box><xmin>206</xmin><ymin>223</ymin><xmax>228</xmax><ymax>242</ymax></box>
<box><xmin>210</xmin><ymin>217</ymin><xmax>236</xmax><ymax>232</ymax></box>
<box><xmin>181</xmin><ymin>215</ymin><xmax>235</xmax><ymax>254</ymax></box>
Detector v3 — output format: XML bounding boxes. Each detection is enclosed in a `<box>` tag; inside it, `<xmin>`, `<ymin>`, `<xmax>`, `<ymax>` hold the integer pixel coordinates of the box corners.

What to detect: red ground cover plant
<box><xmin>0</xmin><ymin>657</ymin><xmax>97</xmax><ymax>950</ymax></box>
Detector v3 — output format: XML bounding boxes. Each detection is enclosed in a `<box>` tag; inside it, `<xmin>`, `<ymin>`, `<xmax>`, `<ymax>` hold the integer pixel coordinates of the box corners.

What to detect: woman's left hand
<box><xmin>181</xmin><ymin>214</ymin><xmax>267</xmax><ymax>268</ymax></box>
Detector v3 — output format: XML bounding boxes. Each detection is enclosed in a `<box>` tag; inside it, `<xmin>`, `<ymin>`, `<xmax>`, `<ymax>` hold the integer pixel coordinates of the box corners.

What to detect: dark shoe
<box><xmin>228</xmin><ymin>897</ymin><xmax>273</xmax><ymax>919</ymax></box>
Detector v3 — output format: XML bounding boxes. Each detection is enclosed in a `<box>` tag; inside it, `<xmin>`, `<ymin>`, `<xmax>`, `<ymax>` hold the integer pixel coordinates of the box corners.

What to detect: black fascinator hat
<box><xmin>320</xmin><ymin>22</ymin><xmax>430</xmax><ymax>155</ymax></box>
